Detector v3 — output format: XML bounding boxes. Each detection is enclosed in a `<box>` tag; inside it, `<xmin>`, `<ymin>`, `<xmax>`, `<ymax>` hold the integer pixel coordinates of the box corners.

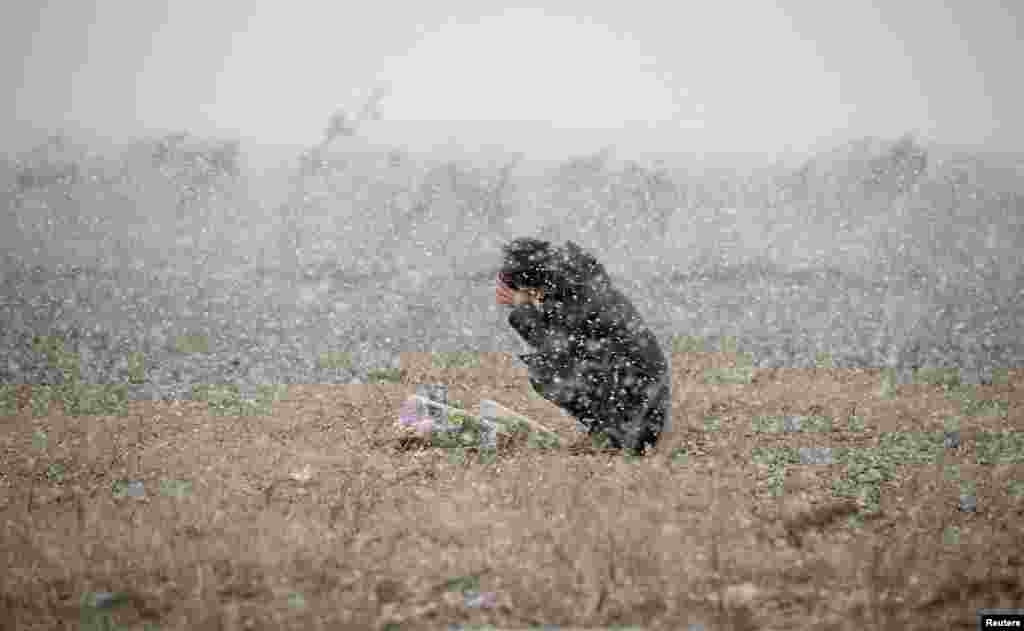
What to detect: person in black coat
<box><xmin>496</xmin><ymin>237</ymin><xmax>670</xmax><ymax>454</ymax></box>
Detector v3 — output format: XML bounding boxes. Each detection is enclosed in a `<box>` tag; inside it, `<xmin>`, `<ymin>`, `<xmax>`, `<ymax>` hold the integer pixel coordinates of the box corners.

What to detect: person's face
<box><xmin>496</xmin><ymin>275</ymin><xmax>544</xmax><ymax>305</ymax></box>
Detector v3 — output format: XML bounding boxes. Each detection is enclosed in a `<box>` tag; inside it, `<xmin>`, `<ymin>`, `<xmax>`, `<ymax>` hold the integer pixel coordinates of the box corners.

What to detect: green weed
<box><xmin>317</xmin><ymin>351</ymin><xmax>353</xmax><ymax>370</ymax></box>
<box><xmin>671</xmin><ymin>335</ymin><xmax>706</xmax><ymax>353</ymax></box>
<box><xmin>173</xmin><ymin>333</ymin><xmax>210</xmax><ymax>354</ymax></box>
<box><xmin>0</xmin><ymin>384</ymin><xmax>18</xmax><ymax>416</ymax></box>
<box><xmin>847</xmin><ymin>415</ymin><xmax>866</xmax><ymax>432</ymax></box>
<box><xmin>703</xmin><ymin>366</ymin><xmax>754</xmax><ymax>385</ymax></box>
<box><xmin>127</xmin><ymin>351</ymin><xmax>146</xmax><ymax>383</ymax></box>
<box><xmin>368</xmin><ymin>367</ymin><xmax>402</xmax><ymax>384</ymax></box>
<box><xmin>432</xmin><ymin>352</ymin><xmax>479</xmax><ymax>369</ymax></box>
<box><xmin>815</xmin><ymin>351</ymin><xmax>835</xmax><ymax>369</ymax></box>
<box><xmin>976</xmin><ymin>432</ymin><xmax>1024</xmax><ymax>465</ymax></box>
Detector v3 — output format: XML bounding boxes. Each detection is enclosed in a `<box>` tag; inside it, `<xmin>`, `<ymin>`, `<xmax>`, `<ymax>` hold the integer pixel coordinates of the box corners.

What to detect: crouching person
<box><xmin>496</xmin><ymin>237</ymin><xmax>671</xmax><ymax>454</ymax></box>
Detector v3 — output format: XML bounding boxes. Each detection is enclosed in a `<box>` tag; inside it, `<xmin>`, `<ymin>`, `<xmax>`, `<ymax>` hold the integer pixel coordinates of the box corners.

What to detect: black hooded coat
<box><xmin>500</xmin><ymin>239</ymin><xmax>670</xmax><ymax>452</ymax></box>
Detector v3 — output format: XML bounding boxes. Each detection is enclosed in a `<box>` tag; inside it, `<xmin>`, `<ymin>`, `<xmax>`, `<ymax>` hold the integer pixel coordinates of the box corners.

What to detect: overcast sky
<box><xmin>2</xmin><ymin>0</ymin><xmax>1020</xmax><ymax>163</ymax></box>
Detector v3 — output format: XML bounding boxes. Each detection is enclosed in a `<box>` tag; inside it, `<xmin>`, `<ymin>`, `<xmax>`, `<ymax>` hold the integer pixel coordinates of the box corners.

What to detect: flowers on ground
<box><xmin>398</xmin><ymin>397</ymin><xmax>434</xmax><ymax>435</ymax></box>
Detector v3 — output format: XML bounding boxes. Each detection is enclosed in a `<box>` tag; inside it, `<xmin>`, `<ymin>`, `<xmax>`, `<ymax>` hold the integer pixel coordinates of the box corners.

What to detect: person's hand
<box><xmin>496</xmin><ymin>275</ymin><xmax>543</xmax><ymax>305</ymax></box>
<box><xmin>496</xmin><ymin>274</ymin><xmax>517</xmax><ymax>304</ymax></box>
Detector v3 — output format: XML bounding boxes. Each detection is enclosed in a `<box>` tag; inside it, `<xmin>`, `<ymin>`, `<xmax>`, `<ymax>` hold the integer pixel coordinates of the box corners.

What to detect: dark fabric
<box><xmin>501</xmin><ymin>239</ymin><xmax>670</xmax><ymax>453</ymax></box>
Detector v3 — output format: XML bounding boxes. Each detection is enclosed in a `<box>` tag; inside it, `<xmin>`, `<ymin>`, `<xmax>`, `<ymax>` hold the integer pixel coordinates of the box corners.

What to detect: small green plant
<box><xmin>734</xmin><ymin>352</ymin><xmax>754</xmax><ymax>368</ymax></box>
<box><xmin>815</xmin><ymin>351</ymin><xmax>835</xmax><ymax>369</ymax></box>
<box><xmin>672</xmin><ymin>335</ymin><xmax>706</xmax><ymax>353</ymax></box>
<box><xmin>914</xmin><ymin>366</ymin><xmax>961</xmax><ymax>388</ymax></box>
<box><xmin>32</xmin><ymin>335</ymin><xmax>83</xmax><ymax>389</ymax></box>
<box><xmin>802</xmin><ymin>415</ymin><xmax>833</xmax><ymax>432</ymax></box>
<box><xmin>753</xmin><ymin>447</ymin><xmax>800</xmax><ymax>496</ymax></box>
<box><xmin>847</xmin><ymin>415</ymin><xmax>866</xmax><ymax>432</ymax></box>
<box><xmin>944</xmin><ymin>383</ymin><xmax>976</xmax><ymax>404</ymax></box>
<box><xmin>941</xmin><ymin>384</ymin><xmax>1007</xmax><ymax>417</ymax></box>
<box><xmin>0</xmin><ymin>384</ymin><xmax>18</xmax><ymax>416</ymax></box>
<box><xmin>287</xmin><ymin>592</ymin><xmax>305</xmax><ymax>610</ymax></box>
<box><xmin>943</xmin><ymin>464</ymin><xmax>961</xmax><ymax>481</ymax></box>
<box><xmin>159</xmin><ymin>479</ymin><xmax>193</xmax><ymax>498</ymax></box>
<box><xmin>527</xmin><ymin>430</ymin><xmax>561</xmax><ymax>450</ymax></box>
<box><xmin>367</xmin><ymin>367</ymin><xmax>402</xmax><ymax>384</ymax></box>
<box><xmin>943</xmin><ymin>526</ymin><xmax>960</xmax><ymax>545</ymax></box>
<box><xmin>32</xmin><ymin>334</ymin><xmax>67</xmax><ymax>362</ymax></box>
<box><xmin>880</xmin><ymin>431</ymin><xmax>943</xmax><ymax>465</ymax></box>
<box><xmin>857</xmin><ymin>485</ymin><xmax>883</xmax><ymax>514</ymax></box>
<box><xmin>33</xmin><ymin>335</ymin><xmax>82</xmax><ymax>381</ymax></box>
<box><xmin>1007</xmin><ymin>480</ymin><xmax>1024</xmax><ymax>497</ymax></box>
<box><xmin>79</xmin><ymin>591</ymin><xmax>133</xmax><ymax>631</ymax></box>
<box><xmin>832</xmin><ymin>447</ymin><xmax>894</xmax><ymax>512</ymax></box>
<box><xmin>432</xmin><ymin>352</ymin><xmax>479</xmax><ymax>369</ymax></box>
<box><xmin>878</xmin><ymin>368</ymin><xmax>898</xmax><ymax>399</ymax></box>
<box><xmin>431</xmin><ymin>430</ymin><xmax>461</xmax><ymax>449</ymax></box>
<box><xmin>192</xmin><ymin>384</ymin><xmax>287</xmax><ymax>416</ymax></box>
<box><xmin>585</xmin><ymin>431</ymin><xmax>613</xmax><ymax>450</ymax></box>
<box><xmin>30</xmin><ymin>385</ymin><xmax>57</xmax><ymax>417</ymax></box>
<box><xmin>447</xmin><ymin>447</ymin><xmax>467</xmax><ymax>465</ymax></box>
<box><xmin>704</xmin><ymin>416</ymin><xmax>722</xmax><ymax>432</ymax></box>
<box><xmin>174</xmin><ymin>333</ymin><xmax>210</xmax><ymax>354</ymax></box>
<box><xmin>703</xmin><ymin>366</ymin><xmax>754</xmax><ymax>385</ymax></box>
<box><xmin>241</xmin><ymin>385</ymin><xmax>288</xmax><ymax>416</ymax></box>
<box><xmin>127</xmin><ymin>351</ymin><xmax>146</xmax><ymax>384</ymax></box>
<box><xmin>622</xmin><ymin>449</ymin><xmax>642</xmax><ymax>463</ymax></box>
<box><xmin>46</xmin><ymin>462</ymin><xmax>65</xmax><ymax>483</ymax></box>
<box><xmin>193</xmin><ymin>384</ymin><xmax>242</xmax><ymax>415</ymax></box>
<box><xmin>492</xmin><ymin>415</ymin><xmax>528</xmax><ymax>435</ymax></box>
<box><xmin>961</xmin><ymin>397</ymin><xmax>1008</xmax><ymax>418</ymax></box>
<box><xmin>62</xmin><ymin>383</ymin><xmax>129</xmax><ymax>417</ymax></box>
<box><xmin>459</xmin><ymin>428</ymin><xmax>480</xmax><ymax>446</ymax></box>
<box><xmin>317</xmin><ymin>351</ymin><xmax>352</xmax><ymax>370</ymax></box>
<box><xmin>990</xmin><ymin>367</ymin><xmax>1011</xmax><ymax>385</ymax></box>
<box><xmin>443</xmin><ymin>574</ymin><xmax>481</xmax><ymax>593</ymax></box>
<box><xmin>752</xmin><ymin>415</ymin><xmax>782</xmax><ymax>433</ymax></box>
<box><xmin>976</xmin><ymin>432</ymin><xmax>1024</xmax><ymax>465</ymax></box>
<box><xmin>767</xmin><ymin>466</ymin><xmax>787</xmax><ymax>497</ymax></box>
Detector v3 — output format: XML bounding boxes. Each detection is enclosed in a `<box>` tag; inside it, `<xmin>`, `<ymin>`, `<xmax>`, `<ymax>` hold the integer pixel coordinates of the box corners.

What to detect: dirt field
<box><xmin>2</xmin><ymin>132</ymin><xmax>1022</xmax><ymax>628</ymax></box>
<box><xmin>1</xmin><ymin>351</ymin><xmax>1021</xmax><ymax>630</ymax></box>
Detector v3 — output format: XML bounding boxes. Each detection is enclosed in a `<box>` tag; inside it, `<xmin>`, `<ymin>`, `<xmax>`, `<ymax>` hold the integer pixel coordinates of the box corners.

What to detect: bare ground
<box><xmin>1</xmin><ymin>351</ymin><xmax>1021</xmax><ymax>630</ymax></box>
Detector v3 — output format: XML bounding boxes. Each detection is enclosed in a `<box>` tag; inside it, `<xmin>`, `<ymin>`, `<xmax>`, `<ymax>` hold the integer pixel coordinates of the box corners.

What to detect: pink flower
<box><xmin>398</xmin><ymin>398</ymin><xmax>418</xmax><ymax>427</ymax></box>
<box><xmin>414</xmin><ymin>417</ymin><xmax>434</xmax><ymax>435</ymax></box>
<box><xmin>463</xmin><ymin>591</ymin><xmax>497</xmax><ymax>609</ymax></box>
<box><xmin>399</xmin><ymin>397</ymin><xmax>435</xmax><ymax>434</ymax></box>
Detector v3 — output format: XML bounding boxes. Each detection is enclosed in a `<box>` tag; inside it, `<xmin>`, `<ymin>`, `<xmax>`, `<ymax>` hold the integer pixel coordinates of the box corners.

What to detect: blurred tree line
<box><xmin>4</xmin><ymin>117</ymin><xmax>1020</xmax><ymax>299</ymax></box>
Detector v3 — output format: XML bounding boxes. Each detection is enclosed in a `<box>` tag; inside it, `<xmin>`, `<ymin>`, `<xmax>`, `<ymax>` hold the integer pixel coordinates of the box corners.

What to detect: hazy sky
<box><xmin>3</xmin><ymin>0</ymin><xmax>1021</xmax><ymax>162</ymax></box>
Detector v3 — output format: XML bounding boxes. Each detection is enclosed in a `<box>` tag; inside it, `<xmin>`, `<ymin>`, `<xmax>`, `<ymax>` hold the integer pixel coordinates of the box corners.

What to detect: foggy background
<box><xmin>3</xmin><ymin>1</ymin><xmax>1021</xmax><ymax>162</ymax></box>
<box><xmin>1</xmin><ymin>1</ymin><xmax>1022</xmax><ymax>398</ymax></box>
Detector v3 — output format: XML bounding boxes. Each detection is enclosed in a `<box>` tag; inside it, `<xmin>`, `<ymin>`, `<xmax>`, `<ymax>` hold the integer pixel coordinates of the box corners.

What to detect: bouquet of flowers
<box><xmin>398</xmin><ymin>397</ymin><xmax>434</xmax><ymax>435</ymax></box>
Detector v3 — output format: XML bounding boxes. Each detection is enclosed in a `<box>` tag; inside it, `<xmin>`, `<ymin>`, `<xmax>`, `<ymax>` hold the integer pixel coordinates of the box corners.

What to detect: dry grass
<box><xmin>1</xmin><ymin>352</ymin><xmax>1021</xmax><ymax>630</ymax></box>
